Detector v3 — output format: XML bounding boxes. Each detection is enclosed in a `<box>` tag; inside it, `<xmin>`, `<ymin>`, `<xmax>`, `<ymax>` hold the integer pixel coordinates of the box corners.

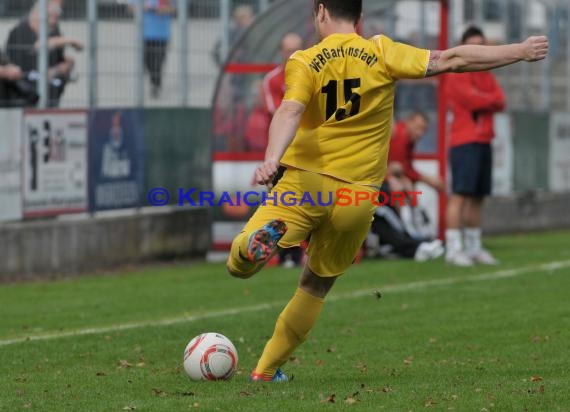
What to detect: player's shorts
<box><xmin>449</xmin><ymin>142</ymin><xmax>492</xmax><ymax>197</ymax></box>
<box><xmin>240</xmin><ymin>168</ymin><xmax>377</xmax><ymax>277</ymax></box>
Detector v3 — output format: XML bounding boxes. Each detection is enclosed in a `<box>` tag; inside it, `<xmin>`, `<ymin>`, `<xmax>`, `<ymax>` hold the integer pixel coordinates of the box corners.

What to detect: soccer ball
<box><xmin>183</xmin><ymin>332</ymin><xmax>238</xmax><ymax>381</ymax></box>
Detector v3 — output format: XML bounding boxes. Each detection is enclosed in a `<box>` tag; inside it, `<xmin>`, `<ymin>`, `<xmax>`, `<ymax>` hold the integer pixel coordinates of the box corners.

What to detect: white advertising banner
<box><xmin>22</xmin><ymin>110</ymin><xmax>88</xmax><ymax>217</ymax></box>
<box><xmin>549</xmin><ymin>113</ymin><xmax>570</xmax><ymax>192</ymax></box>
<box><xmin>0</xmin><ymin>110</ymin><xmax>23</xmax><ymax>222</ymax></box>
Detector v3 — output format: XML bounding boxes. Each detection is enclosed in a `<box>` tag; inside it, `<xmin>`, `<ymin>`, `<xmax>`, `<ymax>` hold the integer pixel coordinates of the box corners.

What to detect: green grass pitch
<box><xmin>1</xmin><ymin>230</ymin><xmax>570</xmax><ymax>411</ymax></box>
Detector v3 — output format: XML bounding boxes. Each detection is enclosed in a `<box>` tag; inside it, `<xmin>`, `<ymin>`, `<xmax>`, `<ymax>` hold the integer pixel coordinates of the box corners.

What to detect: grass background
<box><xmin>1</xmin><ymin>231</ymin><xmax>569</xmax><ymax>411</ymax></box>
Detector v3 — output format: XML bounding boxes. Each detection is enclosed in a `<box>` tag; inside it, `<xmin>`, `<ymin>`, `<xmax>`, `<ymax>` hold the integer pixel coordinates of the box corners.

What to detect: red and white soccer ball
<box><xmin>183</xmin><ymin>332</ymin><xmax>238</xmax><ymax>381</ymax></box>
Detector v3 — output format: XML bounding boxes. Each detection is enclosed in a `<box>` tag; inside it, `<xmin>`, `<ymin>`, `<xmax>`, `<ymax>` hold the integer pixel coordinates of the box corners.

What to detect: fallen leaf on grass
<box><xmin>424</xmin><ymin>397</ymin><xmax>437</xmax><ymax>407</ymax></box>
<box><xmin>530</xmin><ymin>375</ymin><xmax>543</xmax><ymax>382</ymax></box>
<box><xmin>345</xmin><ymin>397</ymin><xmax>358</xmax><ymax>405</ymax></box>
<box><xmin>122</xmin><ymin>406</ymin><xmax>136</xmax><ymax>411</ymax></box>
<box><xmin>315</xmin><ymin>359</ymin><xmax>326</xmax><ymax>366</ymax></box>
<box><xmin>403</xmin><ymin>357</ymin><xmax>413</xmax><ymax>365</ymax></box>
<box><xmin>289</xmin><ymin>356</ymin><xmax>300</xmax><ymax>365</ymax></box>
<box><xmin>152</xmin><ymin>388</ymin><xmax>168</xmax><ymax>397</ymax></box>
<box><xmin>381</xmin><ymin>386</ymin><xmax>393</xmax><ymax>393</ymax></box>
<box><xmin>355</xmin><ymin>363</ymin><xmax>368</xmax><ymax>373</ymax></box>
<box><xmin>539</xmin><ymin>385</ymin><xmax>545</xmax><ymax>394</ymax></box>
<box><xmin>321</xmin><ymin>394</ymin><xmax>336</xmax><ymax>403</ymax></box>
<box><xmin>117</xmin><ymin>360</ymin><xmax>132</xmax><ymax>369</ymax></box>
<box><xmin>239</xmin><ymin>391</ymin><xmax>253</xmax><ymax>397</ymax></box>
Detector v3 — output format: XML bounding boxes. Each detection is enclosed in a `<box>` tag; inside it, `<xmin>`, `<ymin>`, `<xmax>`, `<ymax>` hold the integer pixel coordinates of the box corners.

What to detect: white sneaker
<box><xmin>414</xmin><ymin>240</ymin><xmax>445</xmax><ymax>262</ymax></box>
<box><xmin>446</xmin><ymin>251</ymin><xmax>474</xmax><ymax>267</ymax></box>
<box><xmin>469</xmin><ymin>249</ymin><xmax>499</xmax><ymax>265</ymax></box>
<box><xmin>282</xmin><ymin>258</ymin><xmax>296</xmax><ymax>269</ymax></box>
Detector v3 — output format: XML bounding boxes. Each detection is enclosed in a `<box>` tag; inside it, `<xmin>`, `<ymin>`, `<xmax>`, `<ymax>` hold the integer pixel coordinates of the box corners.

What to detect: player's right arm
<box><xmin>254</xmin><ymin>57</ymin><xmax>311</xmax><ymax>188</ymax></box>
<box><xmin>254</xmin><ymin>100</ymin><xmax>304</xmax><ymax>188</ymax></box>
<box><xmin>426</xmin><ymin>36</ymin><xmax>548</xmax><ymax>76</ymax></box>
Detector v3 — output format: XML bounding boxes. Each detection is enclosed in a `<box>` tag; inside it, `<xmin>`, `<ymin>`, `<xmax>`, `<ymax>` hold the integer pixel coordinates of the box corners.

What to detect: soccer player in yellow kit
<box><xmin>226</xmin><ymin>0</ymin><xmax>548</xmax><ymax>382</ymax></box>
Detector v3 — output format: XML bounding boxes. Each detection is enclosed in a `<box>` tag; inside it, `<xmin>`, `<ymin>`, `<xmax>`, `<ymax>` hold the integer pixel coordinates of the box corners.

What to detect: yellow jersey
<box><xmin>280</xmin><ymin>33</ymin><xmax>430</xmax><ymax>186</ymax></box>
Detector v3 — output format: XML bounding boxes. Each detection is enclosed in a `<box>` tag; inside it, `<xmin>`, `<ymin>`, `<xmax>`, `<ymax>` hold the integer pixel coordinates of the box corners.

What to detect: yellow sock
<box><xmin>255</xmin><ymin>288</ymin><xmax>324</xmax><ymax>378</ymax></box>
<box><xmin>226</xmin><ymin>231</ymin><xmax>257</xmax><ymax>276</ymax></box>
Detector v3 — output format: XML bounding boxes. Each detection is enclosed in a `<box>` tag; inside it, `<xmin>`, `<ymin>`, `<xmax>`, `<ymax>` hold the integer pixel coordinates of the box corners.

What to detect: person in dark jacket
<box><xmin>6</xmin><ymin>0</ymin><xmax>83</xmax><ymax>107</ymax></box>
<box><xmin>0</xmin><ymin>49</ymin><xmax>27</xmax><ymax>107</ymax></box>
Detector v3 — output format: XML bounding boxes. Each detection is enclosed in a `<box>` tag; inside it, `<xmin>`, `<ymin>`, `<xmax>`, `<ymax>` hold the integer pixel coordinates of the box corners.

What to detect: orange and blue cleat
<box><xmin>247</xmin><ymin>219</ymin><xmax>288</xmax><ymax>262</ymax></box>
<box><xmin>250</xmin><ymin>368</ymin><xmax>289</xmax><ymax>382</ymax></box>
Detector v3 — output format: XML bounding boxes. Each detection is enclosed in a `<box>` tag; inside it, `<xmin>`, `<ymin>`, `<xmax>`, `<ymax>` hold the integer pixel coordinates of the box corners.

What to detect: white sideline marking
<box><xmin>1</xmin><ymin>260</ymin><xmax>569</xmax><ymax>347</ymax></box>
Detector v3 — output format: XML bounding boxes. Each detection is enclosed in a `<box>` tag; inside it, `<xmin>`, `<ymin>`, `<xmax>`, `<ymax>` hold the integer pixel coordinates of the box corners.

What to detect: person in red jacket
<box><xmin>388</xmin><ymin>111</ymin><xmax>445</xmax><ymax>193</ymax></box>
<box><xmin>262</xmin><ymin>33</ymin><xmax>304</xmax><ymax>116</ymax></box>
<box><xmin>444</xmin><ymin>27</ymin><xmax>506</xmax><ymax>266</ymax></box>
<box><xmin>386</xmin><ymin>111</ymin><xmax>444</xmax><ymax>239</ymax></box>
<box><xmin>245</xmin><ymin>33</ymin><xmax>303</xmax><ymax>153</ymax></box>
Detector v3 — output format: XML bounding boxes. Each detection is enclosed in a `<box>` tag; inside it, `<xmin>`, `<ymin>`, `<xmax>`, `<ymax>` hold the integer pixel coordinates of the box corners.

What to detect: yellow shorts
<box><xmin>240</xmin><ymin>168</ymin><xmax>377</xmax><ymax>277</ymax></box>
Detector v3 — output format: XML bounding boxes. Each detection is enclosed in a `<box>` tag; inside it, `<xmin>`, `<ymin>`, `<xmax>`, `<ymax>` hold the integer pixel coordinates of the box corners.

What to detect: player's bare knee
<box><xmin>299</xmin><ymin>266</ymin><xmax>337</xmax><ymax>298</ymax></box>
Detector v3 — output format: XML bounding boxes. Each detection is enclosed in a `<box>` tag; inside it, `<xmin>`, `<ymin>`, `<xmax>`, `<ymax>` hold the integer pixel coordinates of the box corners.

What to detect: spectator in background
<box><xmin>387</xmin><ymin>111</ymin><xmax>444</xmax><ymax>239</ymax></box>
<box><xmin>213</xmin><ymin>75</ymin><xmax>247</xmax><ymax>151</ymax></box>
<box><xmin>444</xmin><ymin>26</ymin><xmax>506</xmax><ymax>267</ymax></box>
<box><xmin>368</xmin><ymin>198</ymin><xmax>444</xmax><ymax>262</ymax></box>
<box><xmin>388</xmin><ymin>111</ymin><xmax>445</xmax><ymax>193</ymax></box>
<box><xmin>6</xmin><ymin>0</ymin><xmax>83</xmax><ymax>107</ymax></box>
<box><xmin>213</xmin><ymin>5</ymin><xmax>255</xmax><ymax>67</ymax></box>
<box><xmin>262</xmin><ymin>33</ymin><xmax>304</xmax><ymax>116</ymax></box>
<box><xmin>244</xmin><ymin>33</ymin><xmax>304</xmax><ymax>152</ymax></box>
<box><xmin>129</xmin><ymin>0</ymin><xmax>176</xmax><ymax>99</ymax></box>
<box><xmin>0</xmin><ymin>49</ymin><xmax>27</xmax><ymax>107</ymax></box>
<box><xmin>244</xmin><ymin>80</ymin><xmax>271</xmax><ymax>152</ymax></box>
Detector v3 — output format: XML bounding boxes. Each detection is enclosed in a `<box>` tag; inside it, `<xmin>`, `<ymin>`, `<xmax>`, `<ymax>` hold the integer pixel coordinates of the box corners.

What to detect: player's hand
<box><xmin>433</xmin><ymin>178</ymin><xmax>446</xmax><ymax>192</ymax></box>
<box><xmin>252</xmin><ymin>159</ymin><xmax>279</xmax><ymax>190</ymax></box>
<box><xmin>2</xmin><ymin>64</ymin><xmax>23</xmax><ymax>81</ymax></box>
<box><xmin>68</xmin><ymin>38</ymin><xmax>84</xmax><ymax>51</ymax></box>
<box><xmin>521</xmin><ymin>36</ymin><xmax>548</xmax><ymax>62</ymax></box>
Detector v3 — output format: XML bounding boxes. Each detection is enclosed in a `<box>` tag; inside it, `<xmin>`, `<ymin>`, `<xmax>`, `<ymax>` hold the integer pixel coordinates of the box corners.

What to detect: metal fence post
<box><xmin>37</xmin><ymin>0</ymin><xmax>49</xmax><ymax>108</ymax></box>
<box><xmin>179</xmin><ymin>0</ymin><xmax>189</xmax><ymax>106</ymax></box>
<box><xmin>135</xmin><ymin>0</ymin><xmax>145</xmax><ymax>107</ymax></box>
<box><xmin>540</xmin><ymin>4</ymin><xmax>552</xmax><ymax>111</ymax></box>
<box><xmin>474</xmin><ymin>0</ymin><xmax>484</xmax><ymax>27</ymax></box>
<box><xmin>520</xmin><ymin>0</ymin><xmax>530</xmax><ymax>108</ymax></box>
<box><xmin>87</xmin><ymin>0</ymin><xmax>98</xmax><ymax>108</ymax></box>
<box><xmin>220</xmin><ymin>0</ymin><xmax>230</xmax><ymax>63</ymax></box>
<box><xmin>419</xmin><ymin>0</ymin><xmax>427</xmax><ymax>48</ymax></box>
<box><xmin>567</xmin><ymin>1</ymin><xmax>570</xmax><ymax>112</ymax></box>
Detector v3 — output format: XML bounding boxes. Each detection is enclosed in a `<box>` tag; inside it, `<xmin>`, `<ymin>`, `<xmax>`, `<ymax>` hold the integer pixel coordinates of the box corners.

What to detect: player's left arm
<box><xmin>254</xmin><ymin>100</ymin><xmax>305</xmax><ymax>188</ymax></box>
<box><xmin>426</xmin><ymin>36</ymin><xmax>548</xmax><ymax>76</ymax></box>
